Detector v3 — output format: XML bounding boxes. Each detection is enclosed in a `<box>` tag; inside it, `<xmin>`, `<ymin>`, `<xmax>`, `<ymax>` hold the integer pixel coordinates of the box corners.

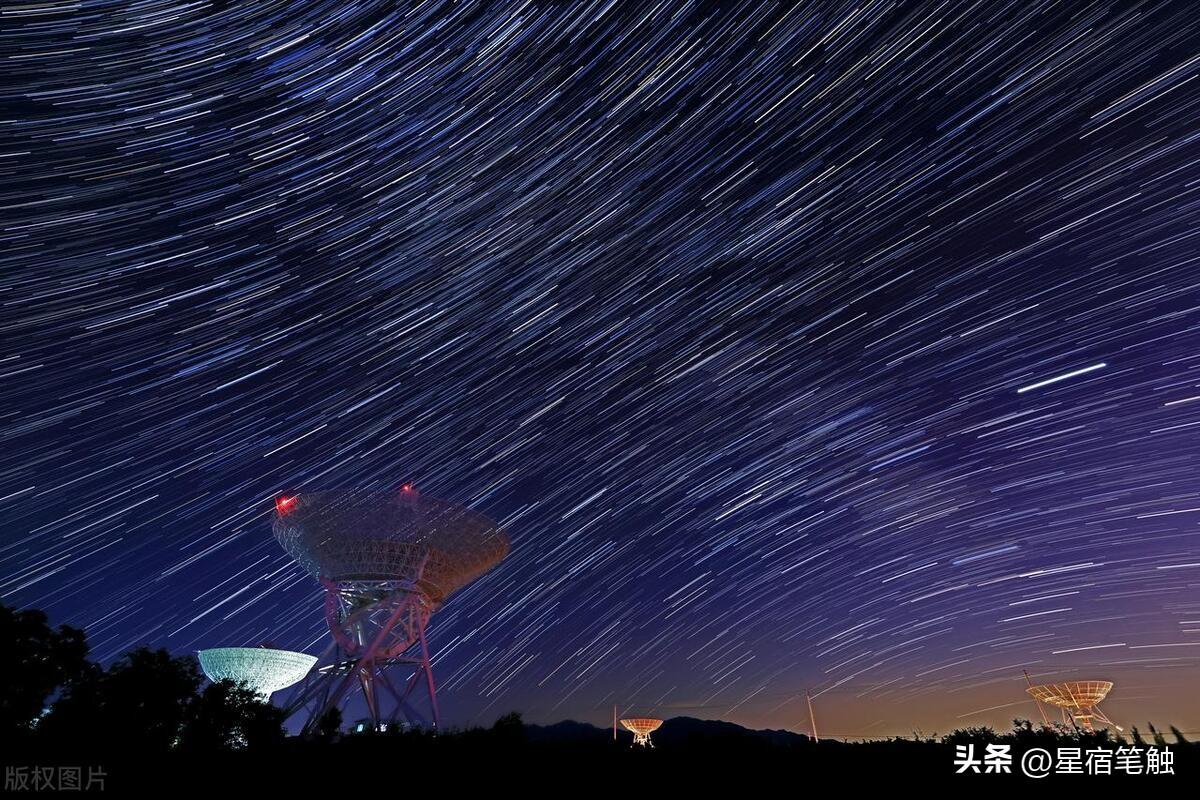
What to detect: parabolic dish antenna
<box><xmin>197</xmin><ymin>647</ymin><xmax>317</xmax><ymax>698</ymax></box>
<box><xmin>273</xmin><ymin>487</ymin><xmax>509</xmax><ymax>733</ymax></box>
<box><xmin>621</xmin><ymin>718</ymin><xmax>664</xmax><ymax>747</ymax></box>
<box><xmin>274</xmin><ymin>488</ymin><xmax>508</xmax><ymax>608</ymax></box>
<box><xmin>1026</xmin><ymin>681</ymin><xmax>1120</xmax><ymax>731</ymax></box>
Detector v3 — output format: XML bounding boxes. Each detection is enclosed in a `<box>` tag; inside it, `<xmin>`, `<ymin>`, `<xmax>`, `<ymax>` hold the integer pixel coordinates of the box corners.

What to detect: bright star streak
<box><xmin>1016</xmin><ymin>363</ymin><xmax>1107</xmax><ymax>394</ymax></box>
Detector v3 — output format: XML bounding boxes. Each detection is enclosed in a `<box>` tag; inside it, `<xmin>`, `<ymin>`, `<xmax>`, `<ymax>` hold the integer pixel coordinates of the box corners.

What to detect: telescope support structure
<box><xmin>284</xmin><ymin>571</ymin><xmax>440</xmax><ymax>734</ymax></box>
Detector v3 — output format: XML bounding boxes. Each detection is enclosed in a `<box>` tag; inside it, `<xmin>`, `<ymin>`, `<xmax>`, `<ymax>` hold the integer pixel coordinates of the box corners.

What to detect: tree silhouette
<box><xmin>312</xmin><ymin>706</ymin><xmax>343</xmax><ymax>743</ymax></box>
<box><xmin>0</xmin><ymin>603</ymin><xmax>89</xmax><ymax>737</ymax></box>
<box><xmin>38</xmin><ymin>646</ymin><xmax>289</xmax><ymax>754</ymax></box>
<box><xmin>179</xmin><ymin>679</ymin><xmax>287</xmax><ymax>752</ymax></box>
<box><xmin>492</xmin><ymin>711</ymin><xmax>527</xmax><ymax>744</ymax></box>
<box><xmin>40</xmin><ymin>647</ymin><xmax>201</xmax><ymax>752</ymax></box>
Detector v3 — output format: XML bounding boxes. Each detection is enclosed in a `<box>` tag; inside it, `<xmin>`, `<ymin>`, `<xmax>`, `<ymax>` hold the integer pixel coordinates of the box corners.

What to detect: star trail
<box><xmin>3</xmin><ymin>1</ymin><xmax>1200</xmax><ymax>735</ymax></box>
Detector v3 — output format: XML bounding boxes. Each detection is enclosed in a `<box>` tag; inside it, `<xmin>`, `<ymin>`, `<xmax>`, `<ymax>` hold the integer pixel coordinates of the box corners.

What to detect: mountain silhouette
<box><xmin>526</xmin><ymin>716</ymin><xmax>811</xmax><ymax>749</ymax></box>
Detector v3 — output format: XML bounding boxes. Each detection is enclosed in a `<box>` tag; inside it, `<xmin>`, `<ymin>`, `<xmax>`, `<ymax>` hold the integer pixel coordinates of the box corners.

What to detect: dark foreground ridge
<box><xmin>9</xmin><ymin>714</ymin><xmax>1194</xmax><ymax>791</ymax></box>
<box><xmin>5</xmin><ymin>603</ymin><xmax>1192</xmax><ymax>789</ymax></box>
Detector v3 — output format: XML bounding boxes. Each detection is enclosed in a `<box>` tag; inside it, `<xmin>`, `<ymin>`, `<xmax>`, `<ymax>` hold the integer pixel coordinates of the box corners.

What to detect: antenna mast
<box><xmin>806</xmin><ymin>689</ymin><xmax>819</xmax><ymax>743</ymax></box>
<box><xmin>1023</xmin><ymin>669</ymin><xmax>1050</xmax><ymax>727</ymax></box>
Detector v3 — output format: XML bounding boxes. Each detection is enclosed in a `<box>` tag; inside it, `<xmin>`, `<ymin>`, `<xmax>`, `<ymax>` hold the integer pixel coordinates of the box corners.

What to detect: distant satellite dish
<box><xmin>1026</xmin><ymin>681</ymin><xmax>1121</xmax><ymax>731</ymax></box>
<box><xmin>620</xmin><ymin>718</ymin><xmax>664</xmax><ymax>747</ymax></box>
<box><xmin>197</xmin><ymin>647</ymin><xmax>317</xmax><ymax>698</ymax></box>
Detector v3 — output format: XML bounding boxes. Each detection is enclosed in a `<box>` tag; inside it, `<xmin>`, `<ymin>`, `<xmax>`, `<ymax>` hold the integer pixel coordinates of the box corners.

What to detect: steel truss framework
<box><xmin>1047</xmin><ymin>701</ymin><xmax>1120</xmax><ymax>732</ymax></box>
<box><xmin>284</xmin><ymin>576</ymin><xmax>440</xmax><ymax>734</ymax></box>
<box><xmin>273</xmin><ymin>489</ymin><xmax>510</xmax><ymax>735</ymax></box>
<box><xmin>1056</xmin><ymin>704</ymin><xmax>1118</xmax><ymax>732</ymax></box>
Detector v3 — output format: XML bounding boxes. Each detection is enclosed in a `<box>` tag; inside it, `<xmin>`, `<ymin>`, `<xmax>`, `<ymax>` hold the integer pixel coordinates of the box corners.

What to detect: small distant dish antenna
<box><xmin>1025</xmin><ymin>681</ymin><xmax>1122</xmax><ymax>732</ymax></box>
<box><xmin>197</xmin><ymin>647</ymin><xmax>317</xmax><ymax>699</ymax></box>
<box><xmin>620</xmin><ymin>718</ymin><xmax>664</xmax><ymax>747</ymax></box>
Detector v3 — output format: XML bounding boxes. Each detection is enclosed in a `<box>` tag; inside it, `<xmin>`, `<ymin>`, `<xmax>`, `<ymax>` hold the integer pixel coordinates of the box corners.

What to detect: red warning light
<box><xmin>275</xmin><ymin>495</ymin><xmax>297</xmax><ymax>515</ymax></box>
<box><xmin>402</xmin><ymin>483</ymin><xmax>413</xmax><ymax>493</ymax></box>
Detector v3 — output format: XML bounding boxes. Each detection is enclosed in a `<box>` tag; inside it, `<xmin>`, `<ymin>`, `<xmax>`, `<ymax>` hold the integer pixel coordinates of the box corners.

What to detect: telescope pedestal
<box><xmin>285</xmin><ymin>578</ymin><xmax>440</xmax><ymax>734</ymax></box>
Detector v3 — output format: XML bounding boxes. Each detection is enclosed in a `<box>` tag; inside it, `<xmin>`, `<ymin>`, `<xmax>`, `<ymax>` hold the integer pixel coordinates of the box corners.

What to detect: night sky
<box><xmin>4</xmin><ymin>1</ymin><xmax>1200</xmax><ymax>737</ymax></box>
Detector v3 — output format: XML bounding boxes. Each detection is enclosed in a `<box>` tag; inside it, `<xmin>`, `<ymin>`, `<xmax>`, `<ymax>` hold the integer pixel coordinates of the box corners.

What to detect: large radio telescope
<box><xmin>274</xmin><ymin>487</ymin><xmax>509</xmax><ymax>733</ymax></box>
<box><xmin>197</xmin><ymin>647</ymin><xmax>317</xmax><ymax>698</ymax></box>
<box><xmin>621</xmin><ymin>718</ymin><xmax>664</xmax><ymax>747</ymax></box>
<box><xmin>1026</xmin><ymin>681</ymin><xmax>1120</xmax><ymax>731</ymax></box>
